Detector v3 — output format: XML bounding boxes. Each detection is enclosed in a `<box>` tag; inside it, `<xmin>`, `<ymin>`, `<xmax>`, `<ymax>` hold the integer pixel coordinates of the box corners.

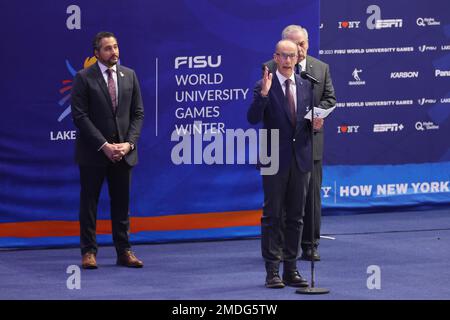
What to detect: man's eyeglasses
<box><xmin>275</xmin><ymin>52</ymin><xmax>298</xmax><ymax>60</ymax></box>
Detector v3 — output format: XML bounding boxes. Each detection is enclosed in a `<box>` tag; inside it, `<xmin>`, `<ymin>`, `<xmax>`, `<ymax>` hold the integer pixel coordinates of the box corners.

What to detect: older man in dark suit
<box><xmin>248</xmin><ymin>39</ymin><xmax>323</xmax><ymax>288</ymax></box>
<box><xmin>265</xmin><ymin>25</ymin><xmax>336</xmax><ymax>261</ymax></box>
<box><xmin>71</xmin><ymin>31</ymin><xmax>144</xmax><ymax>269</ymax></box>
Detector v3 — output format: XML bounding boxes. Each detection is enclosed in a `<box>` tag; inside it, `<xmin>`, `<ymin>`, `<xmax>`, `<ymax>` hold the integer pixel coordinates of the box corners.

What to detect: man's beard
<box><xmin>104</xmin><ymin>56</ymin><xmax>118</xmax><ymax>67</ymax></box>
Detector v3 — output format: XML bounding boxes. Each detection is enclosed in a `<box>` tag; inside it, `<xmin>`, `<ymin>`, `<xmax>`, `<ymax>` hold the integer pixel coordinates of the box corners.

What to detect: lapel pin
<box><xmin>120</xmin><ymin>72</ymin><xmax>125</xmax><ymax>77</ymax></box>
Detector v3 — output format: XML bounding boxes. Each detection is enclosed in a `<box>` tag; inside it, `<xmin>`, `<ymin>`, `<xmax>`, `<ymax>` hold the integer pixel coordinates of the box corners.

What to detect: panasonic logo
<box><xmin>435</xmin><ymin>69</ymin><xmax>450</xmax><ymax>77</ymax></box>
<box><xmin>390</xmin><ymin>72</ymin><xmax>419</xmax><ymax>79</ymax></box>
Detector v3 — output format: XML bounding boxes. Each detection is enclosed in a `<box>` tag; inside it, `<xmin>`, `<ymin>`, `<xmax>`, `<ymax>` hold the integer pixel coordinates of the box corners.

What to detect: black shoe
<box><xmin>301</xmin><ymin>248</ymin><xmax>321</xmax><ymax>261</ymax></box>
<box><xmin>265</xmin><ymin>271</ymin><xmax>285</xmax><ymax>289</ymax></box>
<box><xmin>283</xmin><ymin>270</ymin><xmax>309</xmax><ymax>287</ymax></box>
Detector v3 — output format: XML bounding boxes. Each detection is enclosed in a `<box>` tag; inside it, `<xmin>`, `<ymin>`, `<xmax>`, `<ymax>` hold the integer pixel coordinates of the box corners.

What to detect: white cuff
<box><xmin>97</xmin><ymin>142</ymin><xmax>107</xmax><ymax>151</ymax></box>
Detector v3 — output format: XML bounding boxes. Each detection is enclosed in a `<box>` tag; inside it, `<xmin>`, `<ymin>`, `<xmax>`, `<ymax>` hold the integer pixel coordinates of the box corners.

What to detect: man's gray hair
<box><xmin>281</xmin><ymin>25</ymin><xmax>309</xmax><ymax>41</ymax></box>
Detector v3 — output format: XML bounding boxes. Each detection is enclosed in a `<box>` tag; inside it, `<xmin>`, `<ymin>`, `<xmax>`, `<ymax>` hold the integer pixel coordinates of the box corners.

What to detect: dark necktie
<box><xmin>106</xmin><ymin>69</ymin><xmax>117</xmax><ymax>113</ymax></box>
<box><xmin>285</xmin><ymin>79</ymin><xmax>296</xmax><ymax>127</ymax></box>
<box><xmin>295</xmin><ymin>63</ymin><xmax>302</xmax><ymax>75</ymax></box>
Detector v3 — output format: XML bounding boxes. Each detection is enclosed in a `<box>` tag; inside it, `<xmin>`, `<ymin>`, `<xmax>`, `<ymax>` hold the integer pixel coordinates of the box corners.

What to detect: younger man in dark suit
<box><xmin>71</xmin><ymin>32</ymin><xmax>145</xmax><ymax>269</ymax></box>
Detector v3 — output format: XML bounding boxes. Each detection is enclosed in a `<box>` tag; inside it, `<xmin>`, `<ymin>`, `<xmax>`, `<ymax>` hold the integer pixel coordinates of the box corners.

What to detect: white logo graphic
<box><xmin>418</xmin><ymin>45</ymin><xmax>437</xmax><ymax>52</ymax></box>
<box><xmin>417</xmin><ymin>98</ymin><xmax>436</xmax><ymax>106</ymax></box>
<box><xmin>415</xmin><ymin>121</ymin><xmax>439</xmax><ymax>131</ymax></box>
<box><xmin>375</xmin><ymin>19</ymin><xmax>403</xmax><ymax>29</ymax></box>
<box><xmin>416</xmin><ymin>17</ymin><xmax>441</xmax><ymax>27</ymax></box>
<box><xmin>435</xmin><ymin>70</ymin><xmax>450</xmax><ymax>77</ymax></box>
<box><xmin>367</xmin><ymin>265</ymin><xmax>381</xmax><ymax>290</ymax></box>
<box><xmin>373</xmin><ymin>123</ymin><xmax>404</xmax><ymax>132</ymax></box>
<box><xmin>349</xmin><ymin>68</ymin><xmax>365</xmax><ymax>86</ymax></box>
<box><xmin>175</xmin><ymin>56</ymin><xmax>222</xmax><ymax>69</ymax></box>
<box><xmin>367</xmin><ymin>5</ymin><xmax>403</xmax><ymax>29</ymax></box>
<box><xmin>322</xmin><ymin>186</ymin><xmax>332</xmax><ymax>198</ymax></box>
<box><xmin>352</xmin><ymin>68</ymin><xmax>362</xmax><ymax>81</ymax></box>
<box><xmin>390</xmin><ymin>71</ymin><xmax>419</xmax><ymax>79</ymax></box>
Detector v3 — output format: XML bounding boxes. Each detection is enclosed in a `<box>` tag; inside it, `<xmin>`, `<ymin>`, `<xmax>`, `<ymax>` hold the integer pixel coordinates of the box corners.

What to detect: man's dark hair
<box><xmin>92</xmin><ymin>31</ymin><xmax>117</xmax><ymax>53</ymax></box>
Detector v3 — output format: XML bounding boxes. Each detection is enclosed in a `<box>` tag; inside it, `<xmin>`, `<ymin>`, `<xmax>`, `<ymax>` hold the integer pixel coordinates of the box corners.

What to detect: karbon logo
<box><xmin>390</xmin><ymin>71</ymin><xmax>419</xmax><ymax>79</ymax></box>
<box><xmin>175</xmin><ymin>55</ymin><xmax>221</xmax><ymax>69</ymax></box>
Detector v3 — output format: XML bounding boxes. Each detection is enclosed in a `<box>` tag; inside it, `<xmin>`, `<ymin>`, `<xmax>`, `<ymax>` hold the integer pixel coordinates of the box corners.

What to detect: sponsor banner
<box><xmin>320</xmin><ymin>0</ymin><xmax>450</xmax><ymax>165</ymax></box>
<box><xmin>322</xmin><ymin>162</ymin><xmax>450</xmax><ymax>209</ymax></box>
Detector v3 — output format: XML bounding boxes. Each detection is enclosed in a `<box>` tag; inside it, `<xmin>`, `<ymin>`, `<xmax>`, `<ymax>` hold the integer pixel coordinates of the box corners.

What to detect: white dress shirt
<box><xmin>98</xmin><ymin>61</ymin><xmax>118</xmax><ymax>101</ymax></box>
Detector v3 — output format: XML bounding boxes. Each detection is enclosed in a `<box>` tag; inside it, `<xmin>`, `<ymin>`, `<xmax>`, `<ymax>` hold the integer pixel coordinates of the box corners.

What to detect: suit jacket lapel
<box><xmin>295</xmin><ymin>73</ymin><xmax>312</xmax><ymax>135</ymax></box>
<box><xmin>295</xmin><ymin>74</ymin><xmax>304</xmax><ymax>126</ymax></box>
<box><xmin>304</xmin><ymin>56</ymin><xmax>318</xmax><ymax>107</ymax></box>
<box><xmin>94</xmin><ymin>63</ymin><xmax>115</xmax><ymax>115</ymax></box>
<box><xmin>305</xmin><ymin>56</ymin><xmax>313</xmax><ymax>74</ymax></box>
<box><xmin>116</xmin><ymin>65</ymin><xmax>124</xmax><ymax>112</ymax></box>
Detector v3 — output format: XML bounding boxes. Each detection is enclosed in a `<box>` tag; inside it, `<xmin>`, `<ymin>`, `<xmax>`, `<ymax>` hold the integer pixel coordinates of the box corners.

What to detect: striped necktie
<box><xmin>106</xmin><ymin>69</ymin><xmax>117</xmax><ymax>113</ymax></box>
<box><xmin>285</xmin><ymin>79</ymin><xmax>296</xmax><ymax>127</ymax></box>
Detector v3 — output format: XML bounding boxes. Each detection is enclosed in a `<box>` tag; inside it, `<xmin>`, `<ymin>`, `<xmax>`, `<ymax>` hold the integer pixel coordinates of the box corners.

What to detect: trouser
<box><xmin>302</xmin><ymin>159</ymin><xmax>322</xmax><ymax>251</ymax></box>
<box><xmin>261</xmin><ymin>158</ymin><xmax>310</xmax><ymax>272</ymax></box>
<box><xmin>79</xmin><ymin>161</ymin><xmax>132</xmax><ymax>255</ymax></box>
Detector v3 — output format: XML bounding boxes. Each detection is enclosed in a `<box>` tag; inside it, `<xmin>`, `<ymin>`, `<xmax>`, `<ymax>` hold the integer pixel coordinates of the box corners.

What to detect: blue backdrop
<box><xmin>0</xmin><ymin>0</ymin><xmax>320</xmax><ymax>247</ymax></box>
<box><xmin>0</xmin><ymin>0</ymin><xmax>449</xmax><ymax>248</ymax></box>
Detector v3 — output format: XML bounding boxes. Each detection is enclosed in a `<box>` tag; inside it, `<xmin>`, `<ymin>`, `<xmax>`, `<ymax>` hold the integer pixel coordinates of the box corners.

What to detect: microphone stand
<box><xmin>296</xmin><ymin>72</ymin><xmax>329</xmax><ymax>295</ymax></box>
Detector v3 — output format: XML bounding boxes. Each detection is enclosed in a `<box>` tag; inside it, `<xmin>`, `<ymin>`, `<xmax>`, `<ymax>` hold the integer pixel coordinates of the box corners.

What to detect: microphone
<box><xmin>300</xmin><ymin>71</ymin><xmax>320</xmax><ymax>84</ymax></box>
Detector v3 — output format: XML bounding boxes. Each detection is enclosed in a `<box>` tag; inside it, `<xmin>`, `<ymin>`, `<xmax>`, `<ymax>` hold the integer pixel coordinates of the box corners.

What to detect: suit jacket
<box><xmin>71</xmin><ymin>62</ymin><xmax>144</xmax><ymax>167</ymax></box>
<box><xmin>264</xmin><ymin>56</ymin><xmax>336</xmax><ymax>160</ymax></box>
<box><xmin>248</xmin><ymin>72</ymin><xmax>312</xmax><ymax>173</ymax></box>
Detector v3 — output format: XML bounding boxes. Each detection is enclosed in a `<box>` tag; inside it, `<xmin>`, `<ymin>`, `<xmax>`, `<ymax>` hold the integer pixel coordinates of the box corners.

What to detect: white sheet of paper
<box><xmin>304</xmin><ymin>106</ymin><xmax>336</xmax><ymax>120</ymax></box>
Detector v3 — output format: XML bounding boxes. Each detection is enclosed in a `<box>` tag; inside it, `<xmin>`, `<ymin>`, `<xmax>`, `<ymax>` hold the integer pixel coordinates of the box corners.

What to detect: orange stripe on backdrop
<box><xmin>0</xmin><ymin>210</ymin><xmax>262</xmax><ymax>238</ymax></box>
